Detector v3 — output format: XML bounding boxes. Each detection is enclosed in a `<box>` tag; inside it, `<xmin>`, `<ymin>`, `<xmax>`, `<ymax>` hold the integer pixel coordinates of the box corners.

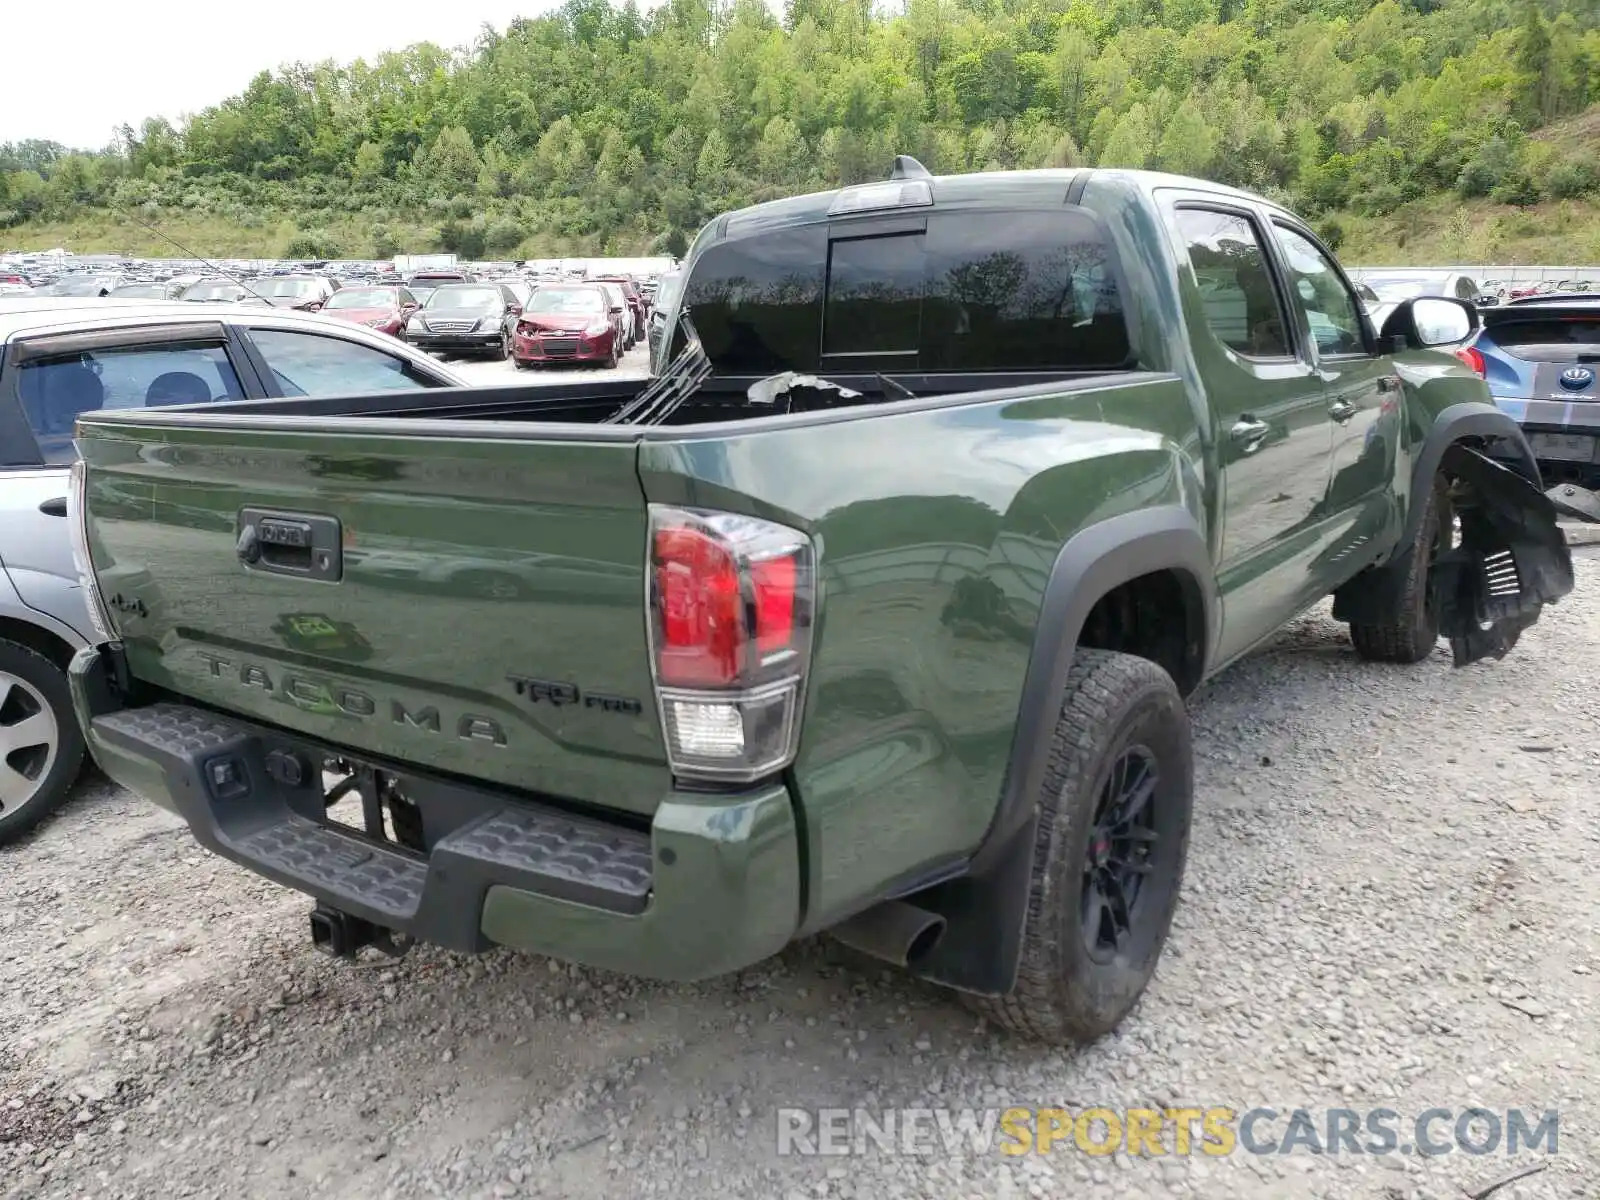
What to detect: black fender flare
<box><xmin>904</xmin><ymin>506</ymin><xmax>1214</xmax><ymax>998</ymax></box>
<box><xmin>1334</xmin><ymin>403</ymin><xmax>1538</xmax><ymax>626</ymax></box>
<box><xmin>1399</xmin><ymin>403</ymin><xmax>1538</xmax><ymax>551</ymax></box>
<box><xmin>972</xmin><ymin>505</ymin><xmax>1215</xmax><ymax>875</ymax></box>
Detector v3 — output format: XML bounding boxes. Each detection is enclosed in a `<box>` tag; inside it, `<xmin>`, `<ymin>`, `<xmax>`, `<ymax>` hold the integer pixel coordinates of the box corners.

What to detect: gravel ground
<box><xmin>3</xmin><ymin>545</ymin><xmax>1597</xmax><ymax>1200</ymax></box>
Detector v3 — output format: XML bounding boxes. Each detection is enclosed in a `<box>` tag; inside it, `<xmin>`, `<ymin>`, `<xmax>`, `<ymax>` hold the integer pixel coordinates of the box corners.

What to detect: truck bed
<box><xmin>130</xmin><ymin>369</ymin><xmax>1128</xmax><ymax>429</ymax></box>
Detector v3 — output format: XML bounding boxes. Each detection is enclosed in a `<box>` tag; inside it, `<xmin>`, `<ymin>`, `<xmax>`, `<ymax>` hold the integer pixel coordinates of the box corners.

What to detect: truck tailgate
<box><xmin>76</xmin><ymin>420</ymin><xmax>667</xmax><ymax>816</ymax></box>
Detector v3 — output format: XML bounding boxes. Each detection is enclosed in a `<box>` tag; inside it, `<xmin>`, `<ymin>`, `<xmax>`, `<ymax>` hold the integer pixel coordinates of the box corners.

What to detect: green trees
<box><xmin>2</xmin><ymin>0</ymin><xmax>1597</xmax><ymax>249</ymax></box>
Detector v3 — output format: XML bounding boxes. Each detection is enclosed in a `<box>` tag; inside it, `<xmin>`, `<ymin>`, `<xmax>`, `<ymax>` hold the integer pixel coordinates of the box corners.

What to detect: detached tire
<box><xmin>0</xmin><ymin>640</ymin><xmax>86</xmax><ymax>846</ymax></box>
<box><xmin>1349</xmin><ymin>476</ymin><xmax>1448</xmax><ymax>664</ymax></box>
<box><xmin>965</xmin><ymin>649</ymin><xmax>1192</xmax><ymax>1044</ymax></box>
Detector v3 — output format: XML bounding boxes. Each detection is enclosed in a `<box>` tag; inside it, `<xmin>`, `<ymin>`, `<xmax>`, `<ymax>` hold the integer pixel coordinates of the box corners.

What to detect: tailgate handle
<box><xmin>237</xmin><ymin>509</ymin><xmax>342</xmax><ymax>582</ymax></box>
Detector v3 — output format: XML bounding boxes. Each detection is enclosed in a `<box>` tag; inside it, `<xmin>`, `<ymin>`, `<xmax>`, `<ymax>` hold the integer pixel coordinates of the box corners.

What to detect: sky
<box><xmin>2</xmin><ymin>0</ymin><xmax>559</xmax><ymax>149</ymax></box>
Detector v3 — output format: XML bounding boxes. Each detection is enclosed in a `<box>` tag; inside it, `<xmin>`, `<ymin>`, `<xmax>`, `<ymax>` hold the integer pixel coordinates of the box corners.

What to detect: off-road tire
<box><xmin>963</xmin><ymin>649</ymin><xmax>1192</xmax><ymax>1044</ymax></box>
<box><xmin>0</xmin><ymin>640</ymin><xmax>87</xmax><ymax>846</ymax></box>
<box><xmin>1349</xmin><ymin>475</ymin><xmax>1448</xmax><ymax>664</ymax></box>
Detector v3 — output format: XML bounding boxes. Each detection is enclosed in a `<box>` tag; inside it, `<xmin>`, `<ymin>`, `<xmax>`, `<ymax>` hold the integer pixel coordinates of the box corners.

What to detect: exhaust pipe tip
<box><xmin>829</xmin><ymin>900</ymin><xmax>947</xmax><ymax>969</ymax></box>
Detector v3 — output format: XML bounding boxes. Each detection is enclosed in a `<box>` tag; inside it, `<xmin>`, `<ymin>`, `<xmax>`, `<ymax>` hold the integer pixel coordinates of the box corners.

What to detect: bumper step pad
<box><xmin>91</xmin><ymin>702</ymin><xmax>655</xmax><ymax>948</ymax></box>
<box><xmin>235</xmin><ymin>818</ymin><xmax>427</xmax><ymax>920</ymax></box>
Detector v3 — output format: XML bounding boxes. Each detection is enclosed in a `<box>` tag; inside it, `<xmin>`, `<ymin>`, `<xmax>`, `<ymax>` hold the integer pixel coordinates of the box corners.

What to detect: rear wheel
<box><xmin>1349</xmin><ymin>474</ymin><xmax>1450</xmax><ymax>663</ymax></box>
<box><xmin>0</xmin><ymin>641</ymin><xmax>87</xmax><ymax>846</ymax></box>
<box><xmin>963</xmin><ymin>649</ymin><xmax>1192</xmax><ymax>1044</ymax></box>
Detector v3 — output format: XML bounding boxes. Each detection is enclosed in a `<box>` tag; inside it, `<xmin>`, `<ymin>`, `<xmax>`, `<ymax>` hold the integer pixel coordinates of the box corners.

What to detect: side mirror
<box><xmin>509</xmin><ymin>304</ymin><xmax>522</xmax><ymax>316</ymax></box>
<box><xmin>1379</xmin><ymin>296</ymin><xmax>1477</xmax><ymax>350</ymax></box>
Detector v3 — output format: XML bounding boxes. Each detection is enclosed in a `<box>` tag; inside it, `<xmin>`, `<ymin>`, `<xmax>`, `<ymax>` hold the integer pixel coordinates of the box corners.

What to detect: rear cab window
<box><xmin>679</xmin><ymin>208</ymin><xmax>1132</xmax><ymax>375</ymax></box>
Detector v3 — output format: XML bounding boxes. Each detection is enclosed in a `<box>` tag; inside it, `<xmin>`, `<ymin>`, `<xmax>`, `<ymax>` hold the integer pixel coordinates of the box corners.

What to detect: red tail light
<box><xmin>1453</xmin><ymin>346</ymin><xmax>1486</xmax><ymax>377</ymax></box>
<box><xmin>648</xmin><ymin>506</ymin><xmax>815</xmax><ymax>781</ymax></box>
<box><xmin>654</xmin><ymin>525</ymin><xmax>743</xmax><ymax>687</ymax></box>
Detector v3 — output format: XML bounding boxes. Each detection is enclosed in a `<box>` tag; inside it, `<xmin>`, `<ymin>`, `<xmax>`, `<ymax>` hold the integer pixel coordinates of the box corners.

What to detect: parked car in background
<box><xmin>181</xmin><ymin>278</ymin><xmax>254</xmax><ymax>303</ymax></box>
<box><xmin>594</xmin><ymin>281</ymin><xmax>635</xmax><ymax>347</ymax></box>
<box><xmin>1357</xmin><ymin>270</ymin><xmax>1481</xmax><ymax>304</ymax></box>
<box><xmin>1455</xmin><ymin>294</ymin><xmax>1600</xmax><ymax>489</ymax></box>
<box><xmin>501</xmin><ymin>279</ymin><xmax>534</xmax><ymax>310</ymax></box>
<box><xmin>322</xmin><ymin>284</ymin><xmax>419</xmax><ymax>338</ymax></box>
<box><xmin>406</xmin><ymin>271</ymin><xmax>473</xmax><ymax>307</ymax></box>
<box><xmin>647</xmin><ymin>269</ymin><xmax>681</xmax><ymax>371</ymax></box>
<box><xmin>403</xmin><ymin>282</ymin><xmax>523</xmax><ymax>360</ymax></box>
<box><xmin>251</xmin><ymin>275</ymin><xmax>338</xmax><ymax>312</ymax></box>
<box><xmin>511</xmin><ymin>283</ymin><xmax>620</xmax><ymax>368</ymax></box>
<box><xmin>0</xmin><ymin>297</ymin><xmax>467</xmax><ymax>845</ymax></box>
<box><xmin>36</xmin><ymin>274</ymin><xmax>125</xmax><ymax>298</ymax></box>
<box><xmin>595</xmin><ymin>276</ymin><xmax>645</xmax><ymax>344</ymax></box>
<box><xmin>107</xmin><ymin>280</ymin><xmax>188</xmax><ymax>300</ymax></box>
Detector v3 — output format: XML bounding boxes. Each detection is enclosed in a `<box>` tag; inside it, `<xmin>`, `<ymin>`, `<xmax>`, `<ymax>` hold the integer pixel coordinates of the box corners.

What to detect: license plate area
<box><xmin>1527</xmin><ymin>432</ymin><xmax>1599</xmax><ymax>463</ymax></box>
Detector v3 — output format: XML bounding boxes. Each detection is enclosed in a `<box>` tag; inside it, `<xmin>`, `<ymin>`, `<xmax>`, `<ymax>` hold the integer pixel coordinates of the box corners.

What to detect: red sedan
<box><xmin>321</xmin><ymin>285</ymin><xmax>419</xmax><ymax>337</ymax></box>
<box><xmin>511</xmin><ymin>284</ymin><xmax>621</xmax><ymax>368</ymax></box>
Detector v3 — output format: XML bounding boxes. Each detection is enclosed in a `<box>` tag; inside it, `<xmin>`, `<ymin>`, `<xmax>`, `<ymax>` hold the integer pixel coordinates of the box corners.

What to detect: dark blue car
<box><xmin>1456</xmin><ymin>295</ymin><xmax>1600</xmax><ymax>487</ymax></box>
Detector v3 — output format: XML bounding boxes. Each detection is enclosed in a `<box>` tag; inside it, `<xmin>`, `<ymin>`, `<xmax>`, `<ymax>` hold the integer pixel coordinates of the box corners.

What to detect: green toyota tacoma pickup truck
<box><xmin>66</xmin><ymin>163</ymin><xmax>1576</xmax><ymax>1044</ymax></box>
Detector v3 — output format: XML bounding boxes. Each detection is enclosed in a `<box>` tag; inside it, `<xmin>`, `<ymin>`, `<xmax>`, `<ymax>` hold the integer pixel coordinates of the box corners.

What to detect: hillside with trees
<box><xmin>2</xmin><ymin>0</ymin><xmax>1597</xmax><ymax>262</ymax></box>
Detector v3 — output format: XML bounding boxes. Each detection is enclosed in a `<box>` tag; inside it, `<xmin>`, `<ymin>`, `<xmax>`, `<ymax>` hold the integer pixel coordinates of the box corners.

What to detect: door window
<box><xmin>247</xmin><ymin>328</ymin><xmax>443</xmax><ymax>396</ymax></box>
<box><xmin>1174</xmin><ymin>208</ymin><xmax>1292</xmax><ymax>359</ymax></box>
<box><xmin>16</xmin><ymin>343</ymin><xmax>244</xmax><ymax>465</ymax></box>
<box><xmin>1271</xmin><ymin>224</ymin><xmax>1369</xmax><ymax>357</ymax></box>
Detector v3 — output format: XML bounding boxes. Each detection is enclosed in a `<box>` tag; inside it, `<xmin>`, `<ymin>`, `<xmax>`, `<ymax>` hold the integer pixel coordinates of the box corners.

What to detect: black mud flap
<box><xmin>1432</xmin><ymin>444</ymin><xmax>1575</xmax><ymax>666</ymax></box>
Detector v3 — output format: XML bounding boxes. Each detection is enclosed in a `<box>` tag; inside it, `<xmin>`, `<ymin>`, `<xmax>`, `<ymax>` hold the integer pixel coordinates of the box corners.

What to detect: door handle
<box><xmin>1329</xmin><ymin>400</ymin><xmax>1358</xmax><ymax>424</ymax></box>
<box><xmin>1229</xmin><ymin>417</ymin><xmax>1271</xmax><ymax>450</ymax></box>
<box><xmin>38</xmin><ymin>496</ymin><xmax>67</xmax><ymax>517</ymax></box>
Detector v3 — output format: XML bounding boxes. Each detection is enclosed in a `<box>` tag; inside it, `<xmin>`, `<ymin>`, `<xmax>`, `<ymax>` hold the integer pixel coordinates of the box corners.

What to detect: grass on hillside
<box><xmin>1336</xmin><ymin>194</ymin><xmax>1600</xmax><ymax>267</ymax></box>
<box><xmin>0</xmin><ymin>212</ymin><xmax>440</xmax><ymax>260</ymax></box>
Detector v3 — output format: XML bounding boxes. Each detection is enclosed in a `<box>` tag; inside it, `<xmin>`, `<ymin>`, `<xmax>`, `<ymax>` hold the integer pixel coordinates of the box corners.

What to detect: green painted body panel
<box><xmin>75</xmin><ymin>422</ymin><xmax>669</xmax><ymax>815</ymax></box>
<box><xmin>637</xmin><ymin>375</ymin><xmax>1205</xmax><ymax>932</ymax></box>
<box><xmin>480</xmin><ymin>783</ymin><xmax>799</xmax><ymax>979</ymax></box>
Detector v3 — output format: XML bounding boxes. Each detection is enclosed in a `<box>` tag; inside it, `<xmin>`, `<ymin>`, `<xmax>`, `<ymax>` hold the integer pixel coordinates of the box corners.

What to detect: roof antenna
<box><xmin>115</xmin><ymin>208</ymin><xmax>274</xmax><ymax>306</ymax></box>
<box><xmin>889</xmin><ymin>155</ymin><xmax>932</xmax><ymax>181</ymax></box>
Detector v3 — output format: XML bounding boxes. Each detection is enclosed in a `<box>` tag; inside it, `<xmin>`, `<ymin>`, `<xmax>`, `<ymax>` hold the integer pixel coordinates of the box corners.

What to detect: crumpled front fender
<box><xmin>1432</xmin><ymin>443</ymin><xmax>1575</xmax><ymax>666</ymax></box>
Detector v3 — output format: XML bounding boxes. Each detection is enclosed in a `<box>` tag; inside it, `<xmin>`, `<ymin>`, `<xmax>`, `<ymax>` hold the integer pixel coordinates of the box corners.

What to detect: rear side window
<box><xmin>247</xmin><ymin>328</ymin><xmax>443</xmax><ymax>396</ymax></box>
<box><xmin>682</xmin><ymin>210</ymin><xmax>1129</xmax><ymax>373</ymax></box>
<box><xmin>1174</xmin><ymin>208</ymin><xmax>1291</xmax><ymax>359</ymax></box>
<box><xmin>17</xmin><ymin>344</ymin><xmax>244</xmax><ymax>466</ymax></box>
<box><xmin>919</xmin><ymin>213</ymin><xmax>1128</xmax><ymax>371</ymax></box>
<box><xmin>1486</xmin><ymin>315</ymin><xmax>1600</xmax><ymax>362</ymax></box>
